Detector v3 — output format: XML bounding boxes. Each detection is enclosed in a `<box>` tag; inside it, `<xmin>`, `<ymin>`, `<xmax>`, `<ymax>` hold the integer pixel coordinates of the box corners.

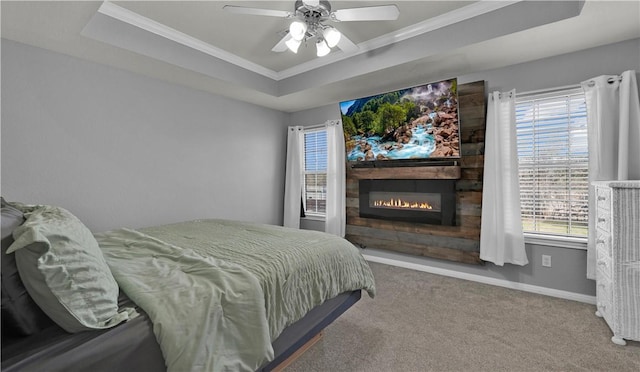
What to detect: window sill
<box><xmin>524</xmin><ymin>233</ymin><xmax>587</xmax><ymax>250</ymax></box>
<box><xmin>301</xmin><ymin>215</ymin><xmax>325</xmax><ymax>222</ymax></box>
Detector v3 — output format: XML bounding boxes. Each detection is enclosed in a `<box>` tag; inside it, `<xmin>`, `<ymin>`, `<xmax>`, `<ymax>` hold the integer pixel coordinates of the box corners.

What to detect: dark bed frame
<box><xmin>1</xmin><ymin>290</ymin><xmax>361</xmax><ymax>372</ymax></box>
<box><xmin>262</xmin><ymin>290</ymin><xmax>361</xmax><ymax>371</ymax></box>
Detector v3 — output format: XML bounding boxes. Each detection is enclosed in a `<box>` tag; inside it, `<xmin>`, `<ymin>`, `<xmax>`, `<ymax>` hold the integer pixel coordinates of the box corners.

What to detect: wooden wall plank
<box><xmin>461</xmin><ymin>168</ymin><xmax>483</xmax><ymax>181</ymax></box>
<box><xmin>460</xmin><ymin>143</ymin><xmax>484</xmax><ymax>156</ymax></box>
<box><xmin>460</xmin><ymin>155</ymin><xmax>484</xmax><ymax>169</ymax></box>
<box><xmin>346</xmin><ymin>225</ymin><xmax>480</xmax><ymax>251</ymax></box>
<box><xmin>458</xmin><ymin>81</ymin><xmax>485</xmax><ymax>95</ymax></box>
<box><xmin>348</xmin><ymin>166</ymin><xmax>461</xmax><ymax>180</ymax></box>
<box><xmin>348</xmin><ymin>235</ymin><xmax>482</xmax><ymax>265</ymax></box>
<box><xmin>346</xmin><ymin>215</ymin><xmax>481</xmax><ymax>240</ymax></box>
<box><xmin>456</xmin><ymin>180</ymin><xmax>484</xmax><ymax>191</ymax></box>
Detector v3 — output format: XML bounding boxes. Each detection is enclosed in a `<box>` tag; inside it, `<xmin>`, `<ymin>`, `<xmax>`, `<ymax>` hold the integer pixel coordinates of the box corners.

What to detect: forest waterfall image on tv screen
<box><xmin>340</xmin><ymin>78</ymin><xmax>460</xmax><ymax>162</ymax></box>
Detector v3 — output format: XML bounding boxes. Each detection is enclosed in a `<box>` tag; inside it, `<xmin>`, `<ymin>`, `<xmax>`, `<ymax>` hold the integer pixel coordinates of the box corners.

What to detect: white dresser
<box><xmin>592</xmin><ymin>181</ymin><xmax>640</xmax><ymax>346</ymax></box>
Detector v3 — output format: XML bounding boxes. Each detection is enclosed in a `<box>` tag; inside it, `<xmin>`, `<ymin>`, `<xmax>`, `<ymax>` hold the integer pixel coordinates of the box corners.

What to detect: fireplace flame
<box><xmin>372</xmin><ymin>198</ymin><xmax>433</xmax><ymax>210</ymax></box>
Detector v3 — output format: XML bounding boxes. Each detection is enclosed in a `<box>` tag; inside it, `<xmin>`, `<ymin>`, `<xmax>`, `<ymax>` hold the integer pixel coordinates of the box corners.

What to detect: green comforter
<box><xmin>96</xmin><ymin>219</ymin><xmax>376</xmax><ymax>372</ymax></box>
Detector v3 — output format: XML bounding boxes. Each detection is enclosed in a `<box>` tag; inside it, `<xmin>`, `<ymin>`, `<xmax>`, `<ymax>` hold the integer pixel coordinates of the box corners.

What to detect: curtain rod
<box><xmin>584</xmin><ymin>75</ymin><xmax>623</xmax><ymax>87</ymax></box>
<box><xmin>516</xmin><ymin>83</ymin><xmax>582</xmax><ymax>98</ymax></box>
<box><xmin>519</xmin><ymin>74</ymin><xmax>625</xmax><ymax>97</ymax></box>
<box><xmin>289</xmin><ymin>124</ymin><xmax>324</xmax><ymax>131</ymax></box>
<box><xmin>304</xmin><ymin>124</ymin><xmax>326</xmax><ymax>130</ymax></box>
<box><xmin>301</xmin><ymin>120</ymin><xmax>340</xmax><ymax>130</ymax></box>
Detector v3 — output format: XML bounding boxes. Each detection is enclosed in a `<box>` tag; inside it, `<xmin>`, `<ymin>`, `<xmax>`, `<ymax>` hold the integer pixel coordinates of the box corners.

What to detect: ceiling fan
<box><xmin>223</xmin><ymin>0</ymin><xmax>400</xmax><ymax>57</ymax></box>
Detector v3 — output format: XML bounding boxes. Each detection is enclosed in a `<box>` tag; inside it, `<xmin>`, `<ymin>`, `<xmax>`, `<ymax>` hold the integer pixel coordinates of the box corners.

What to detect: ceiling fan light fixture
<box><xmin>302</xmin><ymin>0</ymin><xmax>320</xmax><ymax>8</ymax></box>
<box><xmin>316</xmin><ymin>39</ymin><xmax>331</xmax><ymax>57</ymax></box>
<box><xmin>225</xmin><ymin>0</ymin><xmax>396</xmax><ymax>56</ymax></box>
<box><xmin>289</xmin><ymin>21</ymin><xmax>307</xmax><ymax>41</ymax></box>
<box><xmin>285</xmin><ymin>38</ymin><xmax>302</xmax><ymax>53</ymax></box>
<box><xmin>323</xmin><ymin>27</ymin><xmax>341</xmax><ymax>48</ymax></box>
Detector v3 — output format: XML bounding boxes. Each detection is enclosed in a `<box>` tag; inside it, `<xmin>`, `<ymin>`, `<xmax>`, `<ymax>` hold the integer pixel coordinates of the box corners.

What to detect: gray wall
<box><xmin>290</xmin><ymin>38</ymin><xmax>640</xmax><ymax>296</ymax></box>
<box><xmin>1</xmin><ymin>39</ymin><xmax>289</xmax><ymax>232</ymax></box>
<box><xmin>3</xmin><ymin>36</ymin><xmax>638</xmax><ymax>296</ymax></box>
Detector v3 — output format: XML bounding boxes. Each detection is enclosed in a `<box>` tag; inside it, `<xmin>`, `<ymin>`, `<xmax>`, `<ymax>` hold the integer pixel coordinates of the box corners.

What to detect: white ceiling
<box><xmin>2</xmin><ymin>1</ymin><xmax>639</xmax><ymax>112</ymax></box>
<box><xmin>113</xmin><ymin>1</ymin><xmax>476</xmax><ymax>72</ymax></box>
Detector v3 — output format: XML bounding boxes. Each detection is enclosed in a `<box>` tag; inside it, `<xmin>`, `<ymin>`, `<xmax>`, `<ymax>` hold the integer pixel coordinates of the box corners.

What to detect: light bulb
<box><xmin>289</xmin><ymin>21</ymin><xmax>307</xmax><ymax>41</ymax></box>
<box><xmin>316</xmin><ymin>39</ymin><xmax>331</xmax><ymax>57</ymax></box>
<box><xmin>286</xmin><ymin>38</ymin><xmax>302</xmax><ymax>53</ymax></box>
<box><xmin>323</xmin><ymin>27</ymin><xmax>341</xmax><ymax>48</ymax></box>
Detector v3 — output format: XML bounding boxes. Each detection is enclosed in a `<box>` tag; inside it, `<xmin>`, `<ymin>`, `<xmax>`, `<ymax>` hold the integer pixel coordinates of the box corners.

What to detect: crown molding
<box><xmin>276</xmin><ymin>0</ymin><xmax>519</xmax><ymax>79</ymax></box>
<box><xmin>94</xmin><ymin>1</ymin><xmax>519</xmax><ymax>82</ymax></box>
<box><xmin>97</xmin><ymin>1</ymin><xmax>280</xmax><ymax>80</ymax></box>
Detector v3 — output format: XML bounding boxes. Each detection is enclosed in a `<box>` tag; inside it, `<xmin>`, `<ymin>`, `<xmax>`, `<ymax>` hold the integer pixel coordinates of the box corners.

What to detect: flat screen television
<box><xmin>340</xmin><ymin>77</ymin><xmax>460</xmax><ymax>163</ymax></box>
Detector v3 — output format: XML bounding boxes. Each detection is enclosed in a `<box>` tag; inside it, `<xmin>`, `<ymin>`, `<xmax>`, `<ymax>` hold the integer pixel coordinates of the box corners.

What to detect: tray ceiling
<box><xmin>1</xmin><ymin>1</ymin><xmax>639</xmax><ymax>112</ymax></box>
<box><xmin>113</xmin><ymin>1</ymin><xmax>475</xmax><ymax>73</ymax></box>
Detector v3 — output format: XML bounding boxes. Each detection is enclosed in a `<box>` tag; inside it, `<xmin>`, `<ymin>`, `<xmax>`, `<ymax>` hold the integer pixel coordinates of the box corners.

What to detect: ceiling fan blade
<box><xmin>336</xmin><ymin>33</ymin><xmax>358</xmax><ymax>53</ymax></box>
<box><xmin>272</xmin><ymin>33</ymin><xmax>292</xmax><ymax>52</ymax></box>
<box><xmin>223</xmin><ymin>5</ymin><xmax>292</xmax><ymax>18</ymax></box>
<box><xmin>332</xmin><ymin>5</ymin><xmax>400</xmax><ymax>22</ymax></box>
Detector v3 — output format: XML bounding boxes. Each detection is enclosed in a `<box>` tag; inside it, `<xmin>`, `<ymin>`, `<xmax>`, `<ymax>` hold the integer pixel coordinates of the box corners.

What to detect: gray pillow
<box><xmin>7</xmin><ymin>204</ymin><xmax>136</xmax><ymax>333</ymax></box>
<box><xmin>1</xmin><ymin>198</ymin><xmax>54</xmax><ymax>336</ymax></box>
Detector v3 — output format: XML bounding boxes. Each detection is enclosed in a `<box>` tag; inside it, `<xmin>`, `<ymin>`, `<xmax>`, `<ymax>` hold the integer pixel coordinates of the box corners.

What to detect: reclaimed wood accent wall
<box><xmin>345</xmin><ymin>80</ymin><xmax>486</xmax><ymax>265</ymax></box>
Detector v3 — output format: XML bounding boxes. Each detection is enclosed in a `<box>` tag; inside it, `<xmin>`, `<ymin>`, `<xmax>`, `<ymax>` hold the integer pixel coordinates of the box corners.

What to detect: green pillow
<box><xmin>7</xmin><ymin>205</ymin><xmax>136</xmax><ymax>333</ymax></box>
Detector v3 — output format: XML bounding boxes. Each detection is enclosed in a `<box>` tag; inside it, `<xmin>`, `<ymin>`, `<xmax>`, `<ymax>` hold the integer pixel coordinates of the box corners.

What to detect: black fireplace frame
<box><xmin>359</xmin><ymin>179</ymin><xmax>457</xmax><ymax>225</ymax></box>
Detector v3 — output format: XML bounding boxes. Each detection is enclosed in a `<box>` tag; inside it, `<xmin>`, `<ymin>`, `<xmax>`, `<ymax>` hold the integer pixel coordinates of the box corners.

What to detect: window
<box><xmin>516</xmin><ymin>87</ymin><xmax>588</xmax><ymax>238</ymax></box>
<box><xmin>303</xmin><ymin>129</ymin><xmax>327</xmax><ymax>217</ymax></box>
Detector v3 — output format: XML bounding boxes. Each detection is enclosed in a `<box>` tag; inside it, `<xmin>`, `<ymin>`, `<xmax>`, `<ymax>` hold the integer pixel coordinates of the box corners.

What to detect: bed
<box><xmin>1</xmin><ymin>199</ymin><xmax>376</xmax><ymax>371</ymax></box>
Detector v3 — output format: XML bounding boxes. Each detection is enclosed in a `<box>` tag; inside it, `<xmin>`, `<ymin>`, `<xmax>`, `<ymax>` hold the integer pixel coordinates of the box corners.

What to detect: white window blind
<box><xmin>304</xmin><ymin>129</ymin><xmax>327</xmax><ymax>216</ymax></box>
<box><xmin>516</xmin><ymin>87</ymin><xmax>588</xmax><ymax>237</ymax></box>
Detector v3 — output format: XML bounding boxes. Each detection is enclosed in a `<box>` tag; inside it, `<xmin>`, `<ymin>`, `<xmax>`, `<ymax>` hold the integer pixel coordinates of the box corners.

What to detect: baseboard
<box><xmin>363</xmin><ymin>254</ymin><xmax>597</xmax><ymax>305</ymax></box>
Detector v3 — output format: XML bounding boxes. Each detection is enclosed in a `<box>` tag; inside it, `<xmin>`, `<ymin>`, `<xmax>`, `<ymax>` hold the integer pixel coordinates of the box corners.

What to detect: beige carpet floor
<box><xmin>286</xmin><ymin>262</ymin><xmax>640</xmax><ymax>372</ymax></box>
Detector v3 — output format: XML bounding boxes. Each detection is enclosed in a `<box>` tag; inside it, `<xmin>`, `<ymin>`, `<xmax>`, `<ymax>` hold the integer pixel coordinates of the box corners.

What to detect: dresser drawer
<box><xmin>596</xmin><ymin>186</ymin><xmax>611</xmax><ymax>212</ymax></box>
<box><xmin>596</xmin><ymin>209</ymin><xmax>611</xmax><ymax>233</ymax></box>
<box><xmin>596</xmin><ymin>229</ymin><xmax>612</xmax><ymax>258</ymax></box>
<box><xmin>596</xmin><ymin>275</ymin><xmax>614</xmax><ymax>324</ymax></box>
<box><xmin>596</xmin><ymin>253</ymin><xmax>613</xmax><ymax>281</ymax></box>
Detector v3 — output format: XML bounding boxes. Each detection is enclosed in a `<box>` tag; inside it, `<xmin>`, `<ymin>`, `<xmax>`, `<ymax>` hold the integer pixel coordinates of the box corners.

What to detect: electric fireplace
<box><xmin>359</xmin><ymin>179</ymin><xmax>456</xmax><ymax>225</ymax></box>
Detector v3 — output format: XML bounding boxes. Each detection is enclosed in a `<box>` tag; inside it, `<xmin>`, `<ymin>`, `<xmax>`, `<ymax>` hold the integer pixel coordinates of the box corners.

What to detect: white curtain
<box><xmin>325</xmin><ymin>120</ymin><xmax>346</xmax><ymax>237</ymax></box>
<box><xmin>581</xmin><ymin>70</ymin><xmax>640</xmax><ymax>279</ymax></box>
<box><xmin>480</xmin><ymin>90</ymin><xmax>529</xmax><ymax>266</ymax></box>
<box><xmin>283</xmin><ymin>126</ymin><xmax>304</xmax><ymax>229</ymax></box>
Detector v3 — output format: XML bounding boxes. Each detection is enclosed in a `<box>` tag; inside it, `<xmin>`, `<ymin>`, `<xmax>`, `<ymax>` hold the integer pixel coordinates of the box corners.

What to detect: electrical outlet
<box><xmin>542</xmin><ymin>255</ymin><xmax>552</xmax><ymax>267</ymax></box>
